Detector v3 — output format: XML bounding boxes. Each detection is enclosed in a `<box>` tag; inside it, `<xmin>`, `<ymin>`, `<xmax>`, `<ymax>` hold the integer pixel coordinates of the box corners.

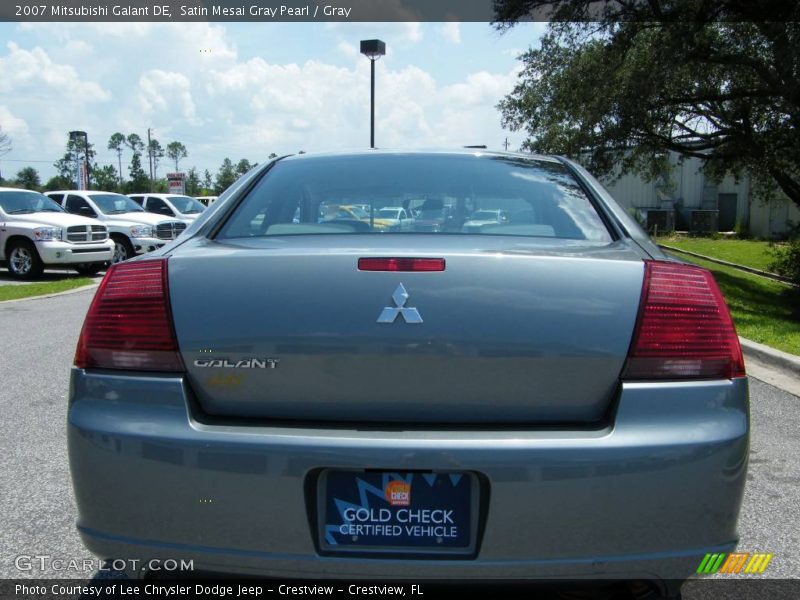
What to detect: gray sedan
<box><xmin>68</xmin><ymin>150</ymin><xmax>748</xmax><ymax>597</ymax></box>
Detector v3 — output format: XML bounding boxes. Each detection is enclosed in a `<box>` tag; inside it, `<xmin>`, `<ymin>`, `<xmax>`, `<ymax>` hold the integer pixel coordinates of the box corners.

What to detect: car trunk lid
<box><xmin>169</xmin><ymin>236</ymin><xmax>645</xmax><ymax>424</ymax></box>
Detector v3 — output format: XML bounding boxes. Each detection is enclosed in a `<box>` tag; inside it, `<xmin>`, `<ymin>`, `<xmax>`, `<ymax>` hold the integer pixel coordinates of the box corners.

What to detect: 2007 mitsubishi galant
<box><xmin>68</xmin><ymin>151</ymin><xmax>748</xmax><ymax>596</ymax></box>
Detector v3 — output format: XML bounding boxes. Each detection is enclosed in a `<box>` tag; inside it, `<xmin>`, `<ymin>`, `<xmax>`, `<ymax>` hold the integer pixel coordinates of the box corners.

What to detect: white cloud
<box><xmin>0</xmin><ymin>23</ymin><xmax>531</xmax><ymax>177</ymax></box>
<box><xmin>19</xmin><ymin>21</ymin><xmax>155</xmax><ymax>40</ymax></box>
<box><xmin>337</xmin><ymin>41</ymin><xmax>358</xmax><ymax>59</ymax></box>
<box><xmin>0</xmin><ymin>42</ymin><xmax>109</xmax><ymax>99</ymax></box>
<box><xmin>64</xmin><ymin>39</ymin><xmax>92</xmax><ymax>55</ymax></box>
<box><xmin>442</xmin><ymin>70</ymin><xmax>518</xmax><ymax>107</ymax></box>
<box><xmin>441</xmin><ymin>22</ymin><xmax>461</xmax><ymax>44</ymax></box>
<box><xmin>325</xmin><ymin>21</ymin><xmax>423</xmax><ymax>43</ymax></box>
<box><xmin>0</xmin><ymin>106</ymin><xmax>29</xmax><ymax>138</ymax></box>
<box><xmin>199</xmin><ymin>49</ymin><xmax>517</xmax><ymax>153</ymax></box>
<box><xmin>403</xmin><ymin>22</ymin><xmax>423</xmax><ymax>42</ymax></box>
<box><xmin>138</xmin><ymin>70</ymin><xmax>198</xmax><ymax>124</ymax></box>
<box><xmin>503</xmin><ymin>47</ymin><xmax>524</xmax><ymax>58</ymax></box>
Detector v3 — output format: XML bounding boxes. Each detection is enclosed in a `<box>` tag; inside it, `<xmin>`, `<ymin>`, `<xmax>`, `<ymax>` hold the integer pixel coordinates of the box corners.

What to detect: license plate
<box><xmin>318</xmin><ymin>470</ymin><xmax>478</xmax><ymax>555</ymax></box>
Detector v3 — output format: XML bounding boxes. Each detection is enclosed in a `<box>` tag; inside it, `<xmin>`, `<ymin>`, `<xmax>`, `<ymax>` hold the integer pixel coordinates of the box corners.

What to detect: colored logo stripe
<box><xmin>697</xmin><ymin>553</ymin><xmax>727</xmax><ymax>574</ymax></box>
<box><xmin>697</xmin><ymin>552</ymin><xmax>773</xmax><ymax>574</ymax></box>
<box><xmin>744</xmin><ymin>553</ymin><xmax>774</xmax><ymax>574</ymax></box>
<box><xmin>720</xmin><ymin>553</ymin><xmax>749</xmax><ymax>574</ymax></box>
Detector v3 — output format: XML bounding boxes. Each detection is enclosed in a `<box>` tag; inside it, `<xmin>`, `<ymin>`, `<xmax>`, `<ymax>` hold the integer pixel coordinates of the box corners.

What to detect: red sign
<box><xmin>167</xmin><ymin>172</ymin><xmax>186</xmax><ymax>194</ymax></box>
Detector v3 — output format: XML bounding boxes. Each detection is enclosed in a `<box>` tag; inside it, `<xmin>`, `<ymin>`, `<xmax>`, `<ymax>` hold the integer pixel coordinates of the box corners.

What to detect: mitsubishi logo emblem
<box><xmin>377</xmin><ymin>283</ymin><xmax>423</xmax><ymax>324</ymax></box>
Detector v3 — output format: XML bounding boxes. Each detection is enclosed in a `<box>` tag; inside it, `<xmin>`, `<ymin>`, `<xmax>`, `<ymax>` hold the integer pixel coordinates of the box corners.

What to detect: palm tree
<box><xmin>107</xmin><ymin>132</ymin><xmax>126</xmax><ymax>186</ymax></box>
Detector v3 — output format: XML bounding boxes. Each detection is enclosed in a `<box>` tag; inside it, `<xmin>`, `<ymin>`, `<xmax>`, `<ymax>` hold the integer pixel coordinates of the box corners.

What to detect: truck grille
<box><xmin>67</xmin><ymin>225</ymin><xmax>108</xmax><ymax>243</ymax></box>
<box><xmin>155</xmin><ymin>222</ymin><xmax>187</xmax><ymax>240</ymax></box>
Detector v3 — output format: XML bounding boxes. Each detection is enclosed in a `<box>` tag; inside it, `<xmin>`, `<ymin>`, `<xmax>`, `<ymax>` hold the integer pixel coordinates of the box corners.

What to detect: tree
<box><xmin>215</xmin><ymin>158</ymin><xmax>237</xmax><ymax>194</ymax></box>
<box><xmin>15</xmin><ymin>167</ymin><xmax>40</xmax><ymax>190</ymax></box>
<box><xmin>166</xmin><ymin>141</ymin><xmax>188</xmax><ymax>171</ymax></box>
<box><xmin>268</xmin><ymin>153</ymin><xmax>278</xmax><ymax>160</ymax></box>
<box><xmin>148</xmin><ymin>139</ymin><xmax>165</xmax><ymax>180</ymax></box>
<box><xmin>45</xmin><ymin>175</ymin><xmax>72</xmax><ymax>190</ymax></box>
<box><xmin>124</xmin><ymin>134</ymin><xmax>148</xmax><ymax>192</ymax></box>
<box><xmin>235</xmin><ymin>158</ymin><xmax>252</xmax><ymax>176</ymax></box>
<box><xmin>186</xmin><ymin>167</ymin><xmax>201</xmax><ymax>196</ymax></box>
<box><xmin>202</xmin><ymin>169</ymin><xmax>213</xmax><ymax>193</ymax></box>
<box><xmin>0</xmin><ymin>126</ymin><xmax>11</xmax><ymax>157</ymax></box>
<box><xmin>93</xmin><ymin>165</ymin><xmax>120</xmax><ymax>191</ymax></box>
<box><xmin>108</xmin><ymin>132</ymin><xmax>126</xmax><ymax>186</ymax></box>
<box><xmin>126</xmin><ymin>133</ymin><xmax>144</xmax><ymax>155</ymax></box>
<box><xmin>126</xmin><ymin>152</ymin><xmax>149</xmax><ymax>193</ymax></box>
<box><xmin>494</xmin><ymin>2</ymin><xmax>800</xmax><ymax>208</ymax></box>
<box><xmin>53</xmin><ymin>134</ymin><xmax>97</xmax><ymax>188</ymax></box>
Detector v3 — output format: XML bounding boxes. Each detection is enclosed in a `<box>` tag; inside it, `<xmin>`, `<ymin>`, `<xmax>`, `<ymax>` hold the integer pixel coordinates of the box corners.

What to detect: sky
<box><xmin>0</xmin><ymin>21</ymin><xmax>546</xmax><ymax>183</ymax></box>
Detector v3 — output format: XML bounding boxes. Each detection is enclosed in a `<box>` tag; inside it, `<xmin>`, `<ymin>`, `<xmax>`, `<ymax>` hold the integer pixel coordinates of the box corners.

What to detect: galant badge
<box><xmin>377</xmin><ymin>283</ymin><xmax>423</xmax><ymax>324</ymax></box>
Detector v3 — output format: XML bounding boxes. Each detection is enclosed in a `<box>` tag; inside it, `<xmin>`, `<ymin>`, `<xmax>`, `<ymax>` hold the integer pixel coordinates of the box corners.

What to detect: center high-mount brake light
<box><xmin>622</xmin><ymin>261</ymin><xmax>745</xmax><ymax>381</ymax></box>
<box><xmin>74</xmin><ymin>259</ymin><xmax>184</xmax><ymax>372</ymax></box>
<box><xmin>358</xmin><ymin>257</ymin><xmax>445</xmax><ymax>272</ymax></box>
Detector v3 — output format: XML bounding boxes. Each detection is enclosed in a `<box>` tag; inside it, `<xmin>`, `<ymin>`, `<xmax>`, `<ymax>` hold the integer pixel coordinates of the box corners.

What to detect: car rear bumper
<box><xmin>37</xmin><ymin>240</ymin><xmax>114</xmax><ymax>264</ymax></box>
<box><xmin>68</xmin><ymin>371</ymin><xmax>748</xmax><ymax>581</ymax></box>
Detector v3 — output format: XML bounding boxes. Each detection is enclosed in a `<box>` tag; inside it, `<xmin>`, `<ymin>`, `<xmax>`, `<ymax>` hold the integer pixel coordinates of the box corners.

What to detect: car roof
<box><xmin>134</xmin><ymin>193</ymin><xmax>187</xmax><ymax>198</ymax></box>
<box><xmin>0</xmin><ymin>186</ymin><xmax>41</xmax><ymax>193</ymax></box>
<box><xmin>47</xmin><ymin>190</ymin><xmax>126</xmax><ymax>195</ymax></box>
<box><xmin>277</xmin><ymin>148</ymin><xmax>561</xmax><ymax>164</ymax></box>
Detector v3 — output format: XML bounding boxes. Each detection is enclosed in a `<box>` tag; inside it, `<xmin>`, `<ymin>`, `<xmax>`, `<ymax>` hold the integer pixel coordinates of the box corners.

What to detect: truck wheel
<box><xmin>111</xmin><ymin>236</ymin><xmax>135</xmax><ymax>264</ymax></box>
<box><xmin>7</xmin><ymin>239</ymin><xmax>44</xmax><ymax>280</ymax></box>
<box><xmin>74</xmin><ymin>263</ymin><xmax>105</xmax><ymax>276</ymax></box>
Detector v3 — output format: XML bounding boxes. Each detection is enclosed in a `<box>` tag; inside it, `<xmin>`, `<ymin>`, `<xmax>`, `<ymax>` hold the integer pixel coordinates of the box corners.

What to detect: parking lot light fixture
<box><xmin>360</xmin><ymin>39</ymin><xmax>386</xmax><ymax>149</ymax></box>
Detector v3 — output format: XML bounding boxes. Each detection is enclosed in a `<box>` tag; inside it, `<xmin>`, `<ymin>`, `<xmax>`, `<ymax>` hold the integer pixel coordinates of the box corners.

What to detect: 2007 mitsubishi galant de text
<box><xmin>68</xmin><ymin>151</ymin><xmax>748</xmax><ymax>596</ymax></box>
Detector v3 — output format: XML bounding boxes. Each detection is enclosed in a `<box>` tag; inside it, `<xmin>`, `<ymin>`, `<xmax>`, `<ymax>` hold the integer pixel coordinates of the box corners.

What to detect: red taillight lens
<box><xmin>622</xmin><ymin>261</ymin><xmax>745</xmax><ymax>380</ymax></box>
<box><xmin>74</xmin><ymin>259</ymin><xmax>184</xmax><ymax>372</ymax></box>
<box><xmin>358</xmin><ymin>257</ymin><xmax>445</xmax><ymax>272</ymax></box>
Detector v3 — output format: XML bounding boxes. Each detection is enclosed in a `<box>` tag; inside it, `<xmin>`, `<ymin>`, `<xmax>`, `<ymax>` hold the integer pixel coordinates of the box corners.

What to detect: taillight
<box><xmin>74</xmin><ymin>259</ymin><xmax>184</xmax><ymax>372</ymax></box>
<box><xmin>358</xmin><ymin>257</ymin><xmax>445</xmax><ymax>272</ymax></box>
<box><xmin>622</xmin><ymin>261</ymin><xmax>745</xmax><ymax>380</ymax></box>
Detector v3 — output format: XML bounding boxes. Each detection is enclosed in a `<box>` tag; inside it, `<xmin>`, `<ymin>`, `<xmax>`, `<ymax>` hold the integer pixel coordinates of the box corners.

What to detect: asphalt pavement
<box><xmin>0</xmin><ymin>287</ymin><xmax>798</xmax><ymax>594</ymax></box>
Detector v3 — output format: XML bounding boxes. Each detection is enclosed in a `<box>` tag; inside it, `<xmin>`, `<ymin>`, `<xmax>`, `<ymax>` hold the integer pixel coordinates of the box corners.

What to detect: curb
<box><xmin>0</xmin><ymin>282</ymin><xmax>99</xmax><ymax>305</ymax></box>
<box><xmin>660</xmin><ymin>244</ymin><xmax>796</xmax><ymax>286</ymax></box>
<box><xmin>740</xmin><ymin>337</ymin><xmax>800</xmax><ymax>377</ymax></box>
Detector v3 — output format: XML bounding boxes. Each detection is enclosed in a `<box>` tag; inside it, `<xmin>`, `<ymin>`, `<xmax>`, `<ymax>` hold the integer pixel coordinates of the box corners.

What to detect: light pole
<box><xmin>69</xmin><ymin>130</ymin><xmax>90</xmax><ymax>189</ymax></box>
<box><xmin>360</xmin><ymin>39</ymin><xmax>386</xmax><ymax>149</ymax></box>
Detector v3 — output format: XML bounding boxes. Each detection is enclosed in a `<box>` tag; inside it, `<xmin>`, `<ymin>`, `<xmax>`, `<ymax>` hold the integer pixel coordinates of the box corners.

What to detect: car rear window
<box><xmin>217</xmin><ymin>154</ymin><xmax>612</xmax><ymax>241</ymax></box>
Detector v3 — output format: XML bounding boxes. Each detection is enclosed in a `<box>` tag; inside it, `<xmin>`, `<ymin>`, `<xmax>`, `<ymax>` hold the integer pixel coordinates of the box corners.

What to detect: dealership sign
<box><xmin>76</xmin><ymin>160</ymin><xmax>88</xmax><ymax>190</ymax></box>
<box><xmin>167</xmin><ymin>172</ymin><xmax>186</xmax><ymax>194</ymax></box>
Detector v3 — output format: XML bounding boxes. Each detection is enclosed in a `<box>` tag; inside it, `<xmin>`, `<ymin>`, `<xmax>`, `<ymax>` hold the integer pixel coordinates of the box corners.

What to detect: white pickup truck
<box><xmin>45</xmin><ymin>191</ymin><xmax>188</xmax><ymax>263</ymax></box>
<box><xmin>128</xmin><ymin>193</ymin><xmax>206</xmax><ymax>223</ymax></box>
<box><xmin>0</xmin><ymin>187</ymin><xmax>114</xmax><ymax>279</ymax></box>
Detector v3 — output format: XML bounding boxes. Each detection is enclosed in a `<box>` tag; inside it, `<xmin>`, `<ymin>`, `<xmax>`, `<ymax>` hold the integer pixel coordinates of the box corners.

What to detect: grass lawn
<box><xmin>657</xmin><ymin>235</ymin><xmax>778</xmax><ymax>272</ymax></box>
<box><xmin>666</xmin><ymin>253</ymin><xmax>800</xmax><ymax>356</ymax></box>
<box><xmin>0</xmin><ymin>278</ymin><xmax>95</xmax><ymax>302</ymax></box>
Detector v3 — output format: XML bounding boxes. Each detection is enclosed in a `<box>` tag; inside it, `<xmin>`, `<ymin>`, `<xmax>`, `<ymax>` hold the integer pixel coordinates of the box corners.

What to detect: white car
<box><xmin>0</xmin><ymin>187</ymin><xmax>113</xmax><ymax>279</ymax></box>
<box><xmin>128</xmin><ymin>193</ymin><xmax>206</xmax><ymax>223</ymax></box>
<box><xmin>374</xmin><ymin>206</ymin><xmax>415</xmax><ymax>231</ymax></box>
<box><xmin>461</xmin><ymin>209</ymin><xmax>510</xmax><ymax>233</ymax></box>
<box><xmin>46</xmin><ymin>191</ymin><xmax>188</xmax><ymax>264</ymax></box>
